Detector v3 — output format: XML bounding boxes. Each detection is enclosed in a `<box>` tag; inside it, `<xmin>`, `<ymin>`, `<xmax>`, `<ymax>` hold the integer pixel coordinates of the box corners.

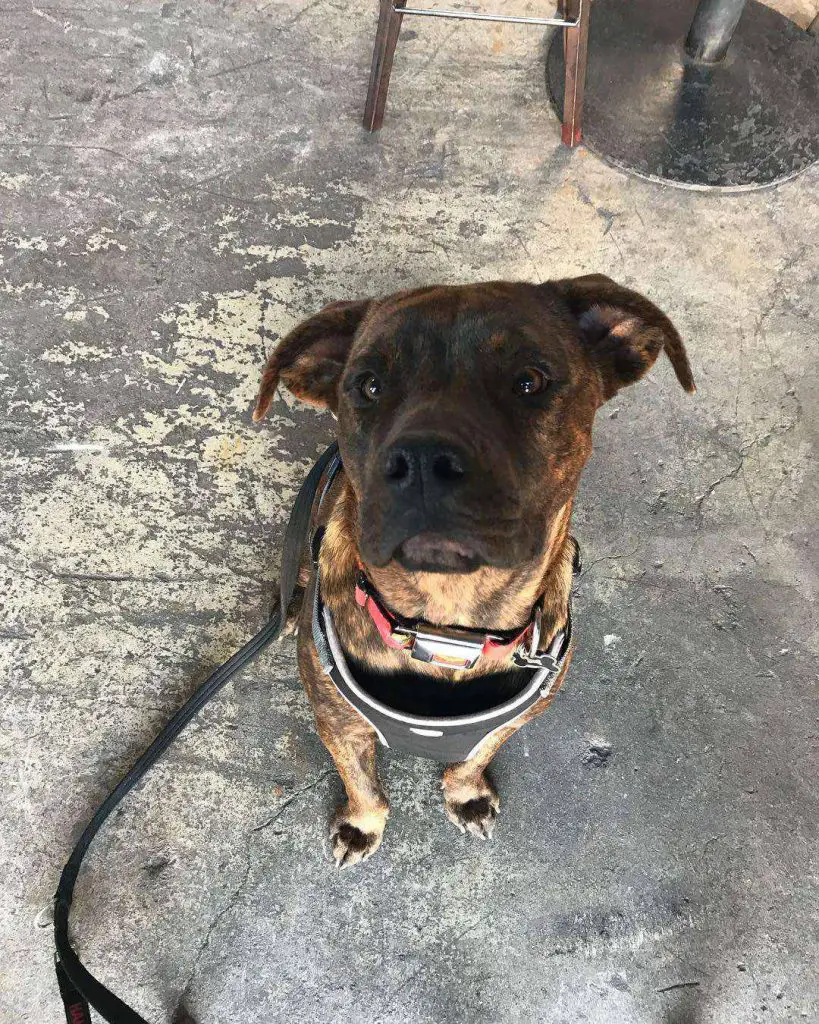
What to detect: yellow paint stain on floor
<box><xmin>203</xmin><ymin>433</ymin><xmax>247</xmax><ymax>465</ymax></box>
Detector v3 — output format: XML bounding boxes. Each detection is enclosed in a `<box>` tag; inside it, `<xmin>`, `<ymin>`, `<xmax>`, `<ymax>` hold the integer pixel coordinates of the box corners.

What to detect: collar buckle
<box><xmin>408</xmin><ymin>626</ymin><xmax>485</xmax><ymax>670</ymax></box>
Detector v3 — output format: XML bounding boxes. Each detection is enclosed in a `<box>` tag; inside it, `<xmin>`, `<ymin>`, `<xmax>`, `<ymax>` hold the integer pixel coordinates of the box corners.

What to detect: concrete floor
<box><xmin>1</xmin><ymin>1</ymin><xmax>818</xmax><ymax>1022</ymax></box>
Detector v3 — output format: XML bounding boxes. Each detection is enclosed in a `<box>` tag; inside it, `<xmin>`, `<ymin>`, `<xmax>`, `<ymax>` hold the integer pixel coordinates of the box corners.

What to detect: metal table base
<box><xmin>546</xmin><ymin>0</ymin><xmax>819</xmax><ymax>190</ymax></box>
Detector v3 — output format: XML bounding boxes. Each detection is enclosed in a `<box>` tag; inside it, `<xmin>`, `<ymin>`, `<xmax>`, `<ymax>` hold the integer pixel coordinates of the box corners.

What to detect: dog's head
<box><xmin>254</xmin><ymin>277</ymin><xmax>694</xmax><ymax>573</ymax></box>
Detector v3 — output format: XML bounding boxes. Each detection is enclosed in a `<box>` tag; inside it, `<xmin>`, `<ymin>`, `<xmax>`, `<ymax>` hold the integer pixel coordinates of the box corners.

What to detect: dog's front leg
<box><xmin>317</xmin><ymin>716</ymin><xmax>389</xmax><ymax>868</ymax></box>
<box><xmin>443</xmin><ymin>662</ymin><xmax>571</xmax><ymax>838</ymax></box>
<box><xmin>298</xmin><ymin>616</ymin><xmax>390</xmax><ymax>866</ymax></box>
<box><xmin>301</xmin><ymin>657</ymin><xmax>387</xmax><ymax>868</ymax></box>
<box><xmin>441</xmin><ymin>727</ymin><xmax>512</xmax><ymax>840</ymax></box>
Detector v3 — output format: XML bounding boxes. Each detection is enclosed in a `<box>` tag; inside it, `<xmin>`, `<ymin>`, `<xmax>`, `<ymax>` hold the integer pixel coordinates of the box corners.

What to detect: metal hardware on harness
<box><xmin>410</xmin><ymin>625</ymin><xmax>487</xmax><ymax>669</ymax></box>
<box><xmin>396</xmin><ymin>4</ymin><xmax>580</xmax><ymax>27</ymax></box>
<box><xmin>354</xmin><ymin>565</ymin><xmax>534</xmax><ymax>668</ymax></box>
<box><xmin>511</xmin><ymin>603</ymin><xmax>572</xmax><ymax>671</ymax></box>
<box><xmin>511</xmin><ymin>646</ymin><xmax>561</xmax><ymax>672</ymax></box>
<box><xmin>511</xmin><ymin>545</ymin><xmax>580</xmax><ymax>671</ymax></box>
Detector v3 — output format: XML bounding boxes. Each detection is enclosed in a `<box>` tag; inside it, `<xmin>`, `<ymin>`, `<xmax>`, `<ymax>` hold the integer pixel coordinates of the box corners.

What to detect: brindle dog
<box><xmin>253</xmin><ymin>276</ymin><xmax>694</xmax><ymax>867</ymax></box>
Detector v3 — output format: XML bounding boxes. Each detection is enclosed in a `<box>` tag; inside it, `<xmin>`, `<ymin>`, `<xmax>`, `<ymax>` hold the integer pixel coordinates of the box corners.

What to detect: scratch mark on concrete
<box><xmin>45</xmin><ymin>442</ymin><xmax>107</xmax><ymax>452</ymax></box>
<box><xmin>251</xmin><ymin>769</ymin><xmax>333</xmax><ymax>833</ymax></box>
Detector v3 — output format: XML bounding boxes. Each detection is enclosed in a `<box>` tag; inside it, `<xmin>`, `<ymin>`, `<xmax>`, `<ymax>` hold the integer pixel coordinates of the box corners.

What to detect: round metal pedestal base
<box><xmin>547</xmin><ymin>0</ymin><xmax>819</xmax><ymax>190</ymax></box>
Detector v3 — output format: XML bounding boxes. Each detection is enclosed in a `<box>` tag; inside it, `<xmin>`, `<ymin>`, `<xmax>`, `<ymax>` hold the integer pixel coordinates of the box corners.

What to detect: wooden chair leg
<box><xmin>561</xmin><ymin>0</ymin><xmax>590</xmax><ymax>147</ymax></box>
<box><xmin>363</xmin><ymin>0</ymin><xmax>406</xmax><ymax>131</ymax></box>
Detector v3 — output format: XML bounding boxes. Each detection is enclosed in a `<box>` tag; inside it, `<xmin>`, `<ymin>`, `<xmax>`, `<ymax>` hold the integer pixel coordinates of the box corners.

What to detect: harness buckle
<box><xmin>511</xmin><ymin>648</ymin><xmax>561</xmax><ymax>672</ymax></box>
<box><xmin>408</xmin><ymin>626</ymin><xmax>485</xmax><ymax>670</ymax></box>
<box><xmin>511</xmin><ymin>606</ymin><xmax>562</xmax><ymax>671</ymax></box>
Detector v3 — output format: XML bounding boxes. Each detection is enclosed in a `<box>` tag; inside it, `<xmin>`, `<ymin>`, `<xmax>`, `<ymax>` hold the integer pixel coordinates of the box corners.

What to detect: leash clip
<box><xmin>511</xmin><ymin>647</ymin><xmax>561</xmax><ymax>672</ymax></box>
<box><xmin>511</xmin><ymin>607</ymin><xmax>562</xmax><ymax>671</ymax></box>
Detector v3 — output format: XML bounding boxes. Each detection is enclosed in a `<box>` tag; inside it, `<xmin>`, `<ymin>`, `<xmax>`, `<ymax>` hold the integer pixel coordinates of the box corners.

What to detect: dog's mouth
<box><xmin>394</xmin><ymin>532</ymin><xmax>484</xmax><ymax>573</ymax></box>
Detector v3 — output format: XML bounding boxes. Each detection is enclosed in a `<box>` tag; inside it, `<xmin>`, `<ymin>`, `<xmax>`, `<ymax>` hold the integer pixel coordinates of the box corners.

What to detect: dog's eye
<box><xmin>359</xmin><ymin>373</ymin><xmax>382</xmax><ymax>401</ymax></box>
<box><xmin>513</xmin><ymin>367</ymin><xmax>549</xmax><ymax>396</ymax></box>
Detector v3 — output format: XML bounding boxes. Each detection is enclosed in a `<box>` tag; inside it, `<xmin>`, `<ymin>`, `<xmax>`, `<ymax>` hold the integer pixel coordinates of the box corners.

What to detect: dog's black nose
<box><xmin>383</xmin><ymin>440</ymin><xmax>467</xmax><ymax>495</ymax></box>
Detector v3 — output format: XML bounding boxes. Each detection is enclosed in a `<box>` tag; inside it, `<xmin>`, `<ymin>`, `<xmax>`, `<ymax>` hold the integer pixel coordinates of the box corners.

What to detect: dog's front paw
<box><xmin>442</xmin><ymin>771</ymin><xmax>500</xmax><ymax>840</ymax></box>
<box><xmin>330</xmin><ymin>805</ymin><xmax>387</xmax><ymax>868</ymax></box>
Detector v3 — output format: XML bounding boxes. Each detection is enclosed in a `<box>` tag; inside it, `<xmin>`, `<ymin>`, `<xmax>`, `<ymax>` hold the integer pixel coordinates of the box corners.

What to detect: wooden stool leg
<box><xmin>363</xmin><ymin>0</ymin><xmax>407</xmax><ymax>132</ymax></box>
<box><xmin>560</xmin><ymin>0</ymin><xmax>590</xmax><ymax>147</ymax></box>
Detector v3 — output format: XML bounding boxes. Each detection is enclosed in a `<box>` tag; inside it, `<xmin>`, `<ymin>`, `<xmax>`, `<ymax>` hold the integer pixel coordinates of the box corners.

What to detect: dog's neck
<box><xmin>318</xmin><ymin>480</ymin><xmax>575</xmax><ymax>678</ymax></box>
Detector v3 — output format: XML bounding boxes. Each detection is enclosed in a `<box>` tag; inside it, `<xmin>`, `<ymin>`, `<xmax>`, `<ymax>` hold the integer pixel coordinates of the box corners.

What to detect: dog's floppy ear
<box><xmin>252</xmin><ymin>299</ymin><xmax>372</xmax><ymax>420</ymax></box>
<box><xmin>550</xmin><ymin>274</ymin><xmax>695</xmax><ymax>401</ymax></box>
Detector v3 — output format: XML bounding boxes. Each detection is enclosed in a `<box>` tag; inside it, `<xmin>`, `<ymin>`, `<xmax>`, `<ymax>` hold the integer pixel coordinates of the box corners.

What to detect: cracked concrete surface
<box><xmin>1</xmin><ymin>1</ymin><xmax>817</xmax><ymax>1022</ymax></box>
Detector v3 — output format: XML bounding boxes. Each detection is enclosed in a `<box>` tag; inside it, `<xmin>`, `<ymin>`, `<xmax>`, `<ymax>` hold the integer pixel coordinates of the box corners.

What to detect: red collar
<box><xmin>353</xmin><ymin>567</ymin><xmax>536</xmax><ymax>670</ymax></box>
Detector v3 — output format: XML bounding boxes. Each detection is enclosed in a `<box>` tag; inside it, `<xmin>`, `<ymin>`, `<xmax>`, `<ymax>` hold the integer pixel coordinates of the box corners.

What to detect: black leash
<box><xmin>53</xmin><ymin>441</ymin><xmax>340</xmax><ymax>1024</ymax></box>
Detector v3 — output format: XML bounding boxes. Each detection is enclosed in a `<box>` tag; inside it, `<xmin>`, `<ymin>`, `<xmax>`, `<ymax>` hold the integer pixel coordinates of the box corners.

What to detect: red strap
<box><xmin>355</xmin><ymin>578</ymin><xmax>411</xmax><ymax>650</ymax></box>
<box><xmin>482</xmin><ymin>631</ymin><xmax>530</xmax><ymax>661</ymax></box>
<box><xmin>355</xmin><ymin>569</ymin><xmax>531</xmax><ymax>662</ymax></box>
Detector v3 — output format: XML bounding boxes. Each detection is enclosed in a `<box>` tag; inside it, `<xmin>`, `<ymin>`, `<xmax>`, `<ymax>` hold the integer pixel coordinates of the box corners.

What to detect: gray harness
<box><xmin>310</xmin><ymin>451</ymin><xmax>575</xmax><ymax>763</ymax></box>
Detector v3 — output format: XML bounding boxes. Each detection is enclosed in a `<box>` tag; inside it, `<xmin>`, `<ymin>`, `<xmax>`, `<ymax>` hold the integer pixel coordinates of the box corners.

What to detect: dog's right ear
<box><xmin>252</xmin><ymin>299</ymin><xmax>372</xmax><ymax>419</ymax></box>
<box><xmin>549</xmin><ymin>274</ymin><xmax>695</xmax><ymax>401</ymax></box>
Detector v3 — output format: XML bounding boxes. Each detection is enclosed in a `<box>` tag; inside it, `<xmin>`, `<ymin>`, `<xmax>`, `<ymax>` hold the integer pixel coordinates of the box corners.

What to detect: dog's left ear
<box><xmin>549</xmin><ymin>274</ymin><xmax>695</xmax><ymax>401</ymax></box>
<box><xmin>253</xmin><ymin>299</ymin><xmax>372</xmax><ymax>419</ymax></box>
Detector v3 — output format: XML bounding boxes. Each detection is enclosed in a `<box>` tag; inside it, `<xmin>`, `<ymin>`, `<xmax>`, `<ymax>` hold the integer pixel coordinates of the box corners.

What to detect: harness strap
<box><xmin>53</xmin><ymin>442</ymin><xmax>340</xmax><ymax>1024</ymax></box>
<box><xmin>310</xmin><ymin>516</ymin><xmax>578</xmax><ymax>761</ymax></box>
<box><xmin>315</xmin><ymin>583</ymin><xmax>574</xmax><ymax>762</ymax></box>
